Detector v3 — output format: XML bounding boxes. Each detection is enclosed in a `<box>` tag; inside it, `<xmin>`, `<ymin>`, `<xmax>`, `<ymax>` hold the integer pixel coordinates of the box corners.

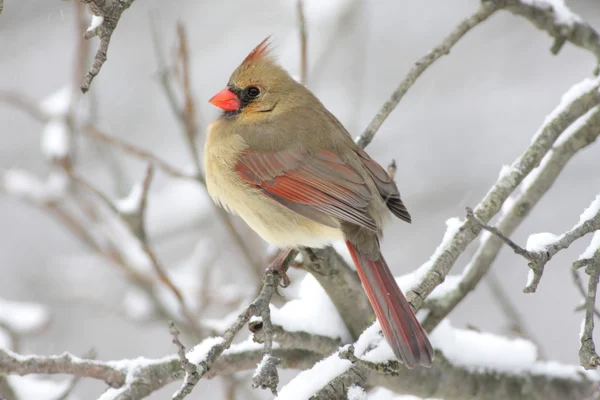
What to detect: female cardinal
<box><xmin>204</xmin><ymin>38</ymin><xmax>433</xmax><ymax>368</ymax></box>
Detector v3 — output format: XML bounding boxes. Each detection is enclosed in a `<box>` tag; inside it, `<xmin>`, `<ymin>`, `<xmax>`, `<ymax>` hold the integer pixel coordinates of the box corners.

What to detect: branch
<box><xmin>297</xmin><ymin>0</ymin><xmax>308</xmax><ymax>86</ymax></box>
<box><xmin>423</xmin><ymin>104</ymin><xmax>600</xmax><ymax>330</ymax></box>
<box><xmin>576</xmin><ymin>247</ymin><xmax>600</xmax><ymax>369</ymax></box>
<box><xmin>84</xmin><ymin>125</ymin><xmax>195</xmax><ymax>180</ymax></box>
<box><xmin>171</xmin><ymin>260</ymin><xmax>295</xmax><ymax>399</ymax></box>
<box><xmin>504</xmin><ymin>0</ymin><xmax>600</xmax><ymax>74</ymax></box>
<box><xmin>407</xmin><ymin>77</ymin><xmax>600</xmax><ymax>317</ymax></box>
<box><xmin>0</xmin><ymin>348</ymin><xmax>125</xmax><ymax>388</ymax></box>
<box><xmin>80</xmin><ymin>0</ymin><xmax>137</xmax><ymax>93</ymax></box>
<box><xmin>466</xmin><ymin>193</ymin><xmax>600</xmax><ymax>293</ymax></box>
<box><xmin>356</xmin><ymin>0</ymin><xmax>500</xmax><ymax>148</ymax></box>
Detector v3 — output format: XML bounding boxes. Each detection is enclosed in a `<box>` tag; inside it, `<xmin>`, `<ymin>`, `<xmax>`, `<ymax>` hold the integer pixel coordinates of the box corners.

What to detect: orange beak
<box><xmin>209</xmin><ymin>88</ymin><xmax>240</xmax><ymax>112</ymax></box>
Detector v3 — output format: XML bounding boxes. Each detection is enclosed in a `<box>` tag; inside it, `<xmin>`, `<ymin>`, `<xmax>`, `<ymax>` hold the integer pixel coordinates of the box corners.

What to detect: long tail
<box><xmin>345</xmin><ymin>240</ymin><xmax>434</xmax><ymax>368</ymax></box>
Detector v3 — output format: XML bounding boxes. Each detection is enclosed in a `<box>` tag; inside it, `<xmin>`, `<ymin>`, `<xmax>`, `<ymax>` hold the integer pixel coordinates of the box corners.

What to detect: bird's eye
<box><xmin>246</xmin><ymin>86</ymin><xmax>260</xmax><ymax>98</ymax></box>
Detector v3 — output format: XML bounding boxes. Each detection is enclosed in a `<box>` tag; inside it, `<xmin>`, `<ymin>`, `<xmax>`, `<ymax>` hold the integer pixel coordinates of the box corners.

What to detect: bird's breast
<box><xmin>204</xmin><ymin>122</ymin><xmax>342</xmax><ymax>247</ymax></box>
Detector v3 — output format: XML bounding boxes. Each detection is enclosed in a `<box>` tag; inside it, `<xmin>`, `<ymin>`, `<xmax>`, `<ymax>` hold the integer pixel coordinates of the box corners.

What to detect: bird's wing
<box><xmin>354</xmin><ymin>148</ymin><xmax>411</xmax><ymax>223</ymax></box>
<box><xmin>235</xmin><ymin>149</ymin><xmax>378</xmax><ymax>231</ymax></box>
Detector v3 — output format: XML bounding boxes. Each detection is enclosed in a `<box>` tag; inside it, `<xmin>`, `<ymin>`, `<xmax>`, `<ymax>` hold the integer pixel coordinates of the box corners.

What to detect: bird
<box><xmin>204</xmin><ymin>37</ymin><xmax>434</xmax><ymax>368</ymax></box>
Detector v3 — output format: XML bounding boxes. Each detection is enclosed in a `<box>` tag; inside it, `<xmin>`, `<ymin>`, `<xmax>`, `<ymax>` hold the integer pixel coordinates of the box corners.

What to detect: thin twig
<box><xmin>172</xmin><ymin>250</ymin><xmax>297</xmax><ymax>398</ymax></box>
<box><xmin>297</xmin><ymin>0</ymin><xmax>308</xmax><ymax>86</ymax></box>
<box><xmin>577</xmin><ymin>250</ymin><xmax>600</xmax><ymax>369</ymax></box>
<box><xmin>356</xmin><ymin>0</ymin><xmax>500</xmax><ymax>148</ymax></box>
<box><xmin>84</xmin><ymin>125</ymin><xmax>195</xmax><ymax>180</ymax></box>
<box><xmin>80</xmin><ymin>0</ymin><xmax>138</xmax><ymax>92</ymax></box>
<box><xmin>423</xmin><ymin>106</ymin><xmax>600</xmax><ymax>331</ymax></box>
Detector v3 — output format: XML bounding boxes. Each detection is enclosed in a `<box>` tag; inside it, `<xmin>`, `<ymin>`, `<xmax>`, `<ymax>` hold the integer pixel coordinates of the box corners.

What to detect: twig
<box><xmin>169</xmin><ymin>322</ymin><xmax>198</xmax><ymax>386</ymax></box>
<box><xmin>84</xmin><ymin>125</ymin><xmax>195</xmax><ymax>180</ymax></box>
<box><xmin>149</xmin><ymin>16</ymin><xmax>204</xmax><ymax>180</ymax></box>
<box><xmin>297</xmin><ymin>0</ymin><xmax>308</xmax><ymax>85</ymax></box>
<box><xmin>577</xmin><ymin>251</ymin><xmax>600</xmax><ymax>369</ymax></box>
<box><xmin>79</xmin><ymin>0</ymin><xmax>138</xmax><ymax>92</ymax></box>
<box><xmin>0</xmin><ymin>348</ymin><xmax>125</xmax><ymax>388</ymax></box>
<box><xmin>423</xmin><ymin>105</ymin><xmax>600</xmax><ymax>331</ymax></box>
<box><xmin>172</xmin><ymin>250</ymin><xmax>296</xmax><ymax>399</ymax></box>
<box><xmin>0</xmin><ymin>91</ymin><xmax>47</xmax><ymax>122</ymax></box>
<box><xmin>503</xmin><ymin>0</ymin><xmax>600</xmax><ymax>74</ymax></box>
<box><xmin>466</xmin><ymin>198</ymin><xmax>600</xmax><ymax>293</ymax></box>
<box><xmin>356</xmin><ymin>0</ymin><xmax>500</xmax><ymax>148</ymax></box>
<box><xmin>571</xmin><ymin>268</ymin><xmax>600</xmax><ymax>318</ymax></box>
<box><xmin>407</xmin><ymin>78</ymin><xmax>600</xmax><ymax>317</ymax></box>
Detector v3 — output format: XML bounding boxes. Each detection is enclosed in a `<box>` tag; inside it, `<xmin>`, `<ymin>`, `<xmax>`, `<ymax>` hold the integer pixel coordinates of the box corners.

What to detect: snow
<box><xmin>578</xmin><ymin>193</ymin><xmax>600</xmax><ymax>225</ymax></box>
<box><xmin>526</xmin><ymin>232</ymin><xmax>559</xmax><ymax>252</ymax></box>
<box><xmin>427</xmin><ymin>274</ymin><xmax>462</xmax><ymax>300</ymax></box>
<box><xmin>224</xmin><ymin>337</ymin><xmax>274</xmax><ymax>354</ymax></box>
<box><xmin>270</xmin><ymin>273</ymin><xmax>352</xmax><ymax>342</ymax></box>
<box><xmin>531</xmin><ymin>77</ymin><xmax>600</xmax><ymax>143</ymax></box>
<box><xmin>253</xmin><ymin>354</ymin><xmax>273</xmax><ymax>379</ymax></box>
<box><xmin>87</xmin><ymin>15</ymin><xmax>104</xmax><ymax>33</ymax></box>
<box><xmin>347</xmin><ymin>385</ymin><xmax>367</xmax><ymax>400</ymax></box>
<box><xmin>526</xmin><ymin>269</ymin><xmax>536</xmax><ymax>287</ymax></box>
<box><xmin>498</xmin><ymin>164</ymin><xmax>512</xmax><ymax>180</ymax></box>
<box><xmin>8</xmin><ymin>376</ymin><xmax>76</xmax><ymax>400</ymax></box>
<box><xmin>2</xmin><ymin>169</ymin><xmax>47</xmax><ymax>201</ymax></box>
<box><xmin>41</xmin><ymin>119</ymin><xmax>70</xmax><ymax>159</ymax></box>
<box><xmin>0</xmin><ymin>298</ymin><xmax>50</xmax><ymax>334</ymax></box>
<box><xmin>369</xmin><ymin>388</ymin><xmax>441</xmax><ymax>400</ymax></box>
<box><xmin>555</xmin><ymin>106</ymin><xmax>600</xmax><ymax>147</ymax></box>
<box><xmin>122</xmin><ymin>288</ymin><xmax>154</xmax><ymax>320</ymax></box>
<box><xmin>276</xmin><ymin>350</ymin><xmax>352</xmax><ymax>400</ymax></box>
<box><xmin>579</xmin><ymin>231</ymin><xmax>600</xmax><ymax>260</ymax></box>
<box><xmin>115</xmin><ymin>183</ymin><xmax>143</xmax><ymax>214</ymax></box>
<box><xmin>521</xmin><ymin>0</ymin><xmax>581</xmax><ymax>26</ymax></box>
<box><xmin>40</xmin><ymin>86</ymin><xmax>72</xmax><ymax>117</ymax></box>
<box><xmin>521</xmin><ymin>152</ymin><xmax>551</xmax><ymax>192</ymax></box>
<box><xmin>187</xmin><ymin>336</ymin><xmax>225</xmax><ymax>364</ymax></box>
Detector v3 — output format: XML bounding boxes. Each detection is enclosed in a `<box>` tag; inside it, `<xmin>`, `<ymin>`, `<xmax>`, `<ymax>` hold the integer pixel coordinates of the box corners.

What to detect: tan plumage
<box><xmin>204</xmin><ymin>38</ymin><xmax>433</xmax><ymax>368</ymax></box>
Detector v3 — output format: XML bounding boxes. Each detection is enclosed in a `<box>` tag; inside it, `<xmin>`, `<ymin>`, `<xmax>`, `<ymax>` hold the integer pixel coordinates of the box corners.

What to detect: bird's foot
<box><xmin>266</xmin><ymin>248</ymin><xmax>293</xmax><ymax>288</ymax></box>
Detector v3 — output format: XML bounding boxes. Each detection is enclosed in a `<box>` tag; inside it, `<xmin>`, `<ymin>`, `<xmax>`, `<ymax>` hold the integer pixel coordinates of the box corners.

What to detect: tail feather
<box><xmin>346</xmin><ymin>240</ymin><xmax>434</xmax><ymax>368</ymax></box>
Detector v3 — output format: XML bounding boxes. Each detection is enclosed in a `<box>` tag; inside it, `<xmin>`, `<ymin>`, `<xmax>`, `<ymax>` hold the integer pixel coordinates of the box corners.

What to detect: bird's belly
<box><xmin>207</xmin><ymin>165</ymin><xmax>342</xmax><ymax>248</ymax></box>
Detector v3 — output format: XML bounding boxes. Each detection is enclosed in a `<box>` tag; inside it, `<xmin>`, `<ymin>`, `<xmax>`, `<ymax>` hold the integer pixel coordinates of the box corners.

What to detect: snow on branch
<box><xmin>423</xmin><ymin>100</ymin><xmax>600</xmax><ymax>332</ymax></box>
<box><xmin>280</xmin><ymin>319</ymin><xmax>599</xmax><ymax>400</ymax></box>
<box><xmin>505</xmin><ymin>0</ymin><xmax>600</xmax><ymax>74</ymax></box>
<box><xmin>405</xmin><ymin>76</ymin><xmax>600</xmax><ymax>318</ymax></box>
<box><xmin>467</xmin><ymin>193</ymin><xmax>600</xmax><ymax>293</ymax></box>
<box><xmin>79</xmin><ymin>0</ymin><xmax>138</xmax><ymax>93</ymax></box>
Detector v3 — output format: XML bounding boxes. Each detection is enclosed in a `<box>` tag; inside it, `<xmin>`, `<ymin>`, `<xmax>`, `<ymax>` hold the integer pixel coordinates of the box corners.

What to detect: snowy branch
<box><xmin>171</xmin><ymin>261</ymin><xmax>295</xmax><ymax>399</ymax></box>
<box><xmin>504</xmin><ymin>0</ymin><xmax>600</xmax><ymax>74</ymax></box>
<box><xmin>466</xmin><ymin>196</ymin><xmax>600</xmax><ymax>293</ymax></box>
<box><xmin>424</xmin><ymin>103</ymin><xmax>600</xmax><ymax>331</ymax></box>
<box><xmin>407</xmin><ymin>77</ymin><xmax>600</xmax><ymax>317</ymax></box>
<box><xmin>576</xmin><ymin>244</ymin><xmax>600</xmax><ymax>370</ymax></box>
<box><xmin>79</xmin><ymin>0</ymin><xmax>137</xmax><ymax>93</ymax></box>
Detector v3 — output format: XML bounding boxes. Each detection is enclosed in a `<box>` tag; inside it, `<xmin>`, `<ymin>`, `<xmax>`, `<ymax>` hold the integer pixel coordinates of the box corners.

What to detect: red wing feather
<box><xmin>235</xmin><ymin>150</ymin><xmax>377</xmax><ymax>231</ymax></box>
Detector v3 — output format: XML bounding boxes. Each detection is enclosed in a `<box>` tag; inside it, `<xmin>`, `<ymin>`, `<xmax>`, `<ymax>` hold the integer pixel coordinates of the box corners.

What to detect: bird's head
<box><xmin>209</xmin><ymin>37</ymin><xmax>302</xmax><ymax>120</ymax></box>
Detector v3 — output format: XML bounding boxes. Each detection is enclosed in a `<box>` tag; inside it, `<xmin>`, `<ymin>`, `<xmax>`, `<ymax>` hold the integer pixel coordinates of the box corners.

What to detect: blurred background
<box><xmin>1</xmin><ymin>0</ymin><xmax>600</xmax><ymax>398</ymax></box>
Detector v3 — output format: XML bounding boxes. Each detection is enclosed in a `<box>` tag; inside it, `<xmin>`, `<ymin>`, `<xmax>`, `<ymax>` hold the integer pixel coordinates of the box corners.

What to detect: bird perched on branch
<box><xmin>204</xmin><ymin>37</ymin><xmax>433</xmax><ymax>368</ymax></box>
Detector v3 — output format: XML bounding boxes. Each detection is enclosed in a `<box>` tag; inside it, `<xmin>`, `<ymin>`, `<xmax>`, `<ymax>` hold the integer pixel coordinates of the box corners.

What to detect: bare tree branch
<box><xmin>408</xmin><ymin>79</ymin><xmax>600</xmax><ymax>318</ymax></box>
<box><xmin>297</xmin><ymin>0</ymin><xmax>308</xmax><ymax>86</ymax></box>
<box><xmin>466</xmin><ymin>198</ymin><xmax>600</xmax><ymax>293</ymax></box>
<box><xmin>80</xmin><ymin>0</ymin><xmax>138</xmax><ymax>92</ymax></box>
<box><xmin>423</xmin><ymin>105</ymin><xmax>600</xmax><ymax>331</ymax></box>
<box><xmin>356</xmin><ymin>0</ymin><xmax>501</xmax><ymax>148</ymax></box>
<box><xmin>576</xmin><ymin>247</ymin><xmax>600</xmax><ymax>369</ymax></box>
<box><xmin>504</xmin><ymin>0</ymin><xmax>600</xmax><ymax>74</ymax></box>
<box><xmin>0</xmin><ymin>348</ymin><xmax>125</xmax><ymax>388</ymax></box>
